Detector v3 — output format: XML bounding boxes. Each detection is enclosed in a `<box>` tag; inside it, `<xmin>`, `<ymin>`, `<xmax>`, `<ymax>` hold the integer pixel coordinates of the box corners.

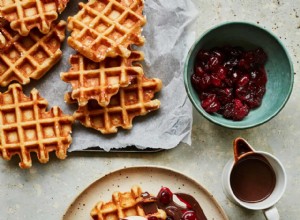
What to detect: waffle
<box><xmin>61</xmin><ymin>50</ymin><xmax>144</xmax><ymax>107</ymax></box>
<box><xmin>0</xmin><ymin>20</ymin><xmax>66</xmax><ymax>87</ymax></box>
<box><xmin>67</xmin><ymin>0</ymin><xmax>146</xmax><ymax>62</ymax></box>
<box><xmin>0</xmin><ymin>84</ymin><xmax>74</xmax><ymax>169</ymax></box>
<box><xmin>91</xmin><ymin>185</ymin><xmax>167</xmax><ymax>220</ymax></box>
<box><xmin>0</xmin><ymin>0</ymin><xmax>69</xmax><ymax>36</ymax></box>
<box><xmin>66</xmin><ymin>73</ymin><xmax>162</xmax><ymax>134</ymax></box>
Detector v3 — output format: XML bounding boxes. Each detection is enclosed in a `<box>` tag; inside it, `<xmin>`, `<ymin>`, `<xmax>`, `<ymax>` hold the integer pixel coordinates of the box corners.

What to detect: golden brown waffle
<box><xmin>91</xmin><ymin>185</ymin><xmax>167</xmax><ymax>220</ymax></box>
<box><xmin>0</xmin><ymin>20</ymin><xmax>66</xmax><ymax>87</ymax></box>
<box><xmin>67</xmin><ymin>0</ymin><xmax>146</xmax><ymax>62</ymax></box>
<box><xmin>0</xmin><ymin>0</ymin><xmax>69</xmax><ymax>36</ymax></box>
<box><xmin>66</xmin><ymin>74</ymin><xmax>162</xmax><ymax>134</ymax></box>
<box><xmin>0</xmin><ymin>84</ymin><xmax>74</xmax><ymax>169</ymax></box>
<box><xmin>61</xmin><ymin>50</ymin><xmax>144</xmax><ymax>107</ymax></box>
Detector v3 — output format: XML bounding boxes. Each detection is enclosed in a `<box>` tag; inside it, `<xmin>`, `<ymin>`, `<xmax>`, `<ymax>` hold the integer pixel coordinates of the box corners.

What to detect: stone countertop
<box><xmin>1</xmin><ymin>0</ymin><xmax>300</xmax><ymax>219</ymax></box>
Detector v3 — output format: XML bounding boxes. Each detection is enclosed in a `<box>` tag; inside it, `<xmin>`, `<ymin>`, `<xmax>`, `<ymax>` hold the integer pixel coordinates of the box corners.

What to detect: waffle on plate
<box><xmin>91</xmin><ymin>185</ymin><xmax>166</xmax><ymax>220</ymax></box>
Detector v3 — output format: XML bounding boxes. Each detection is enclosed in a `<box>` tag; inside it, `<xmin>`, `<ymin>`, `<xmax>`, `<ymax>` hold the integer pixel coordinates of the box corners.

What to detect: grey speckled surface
<box><xmin>1</xmin><ymin>0</ymin><xmax>300</xmax><ymax>219</ymax></box>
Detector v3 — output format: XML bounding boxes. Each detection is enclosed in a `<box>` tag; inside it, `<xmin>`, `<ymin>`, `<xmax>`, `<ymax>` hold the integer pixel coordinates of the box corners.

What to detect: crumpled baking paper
<box><xmin>23</xmin><ymin>0</ymin><xmax>199</xmax><ymax>151</ymax></box>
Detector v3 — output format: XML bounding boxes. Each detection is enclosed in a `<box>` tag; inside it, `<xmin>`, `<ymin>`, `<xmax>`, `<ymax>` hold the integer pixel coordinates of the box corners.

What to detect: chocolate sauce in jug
<box><xmin>230</xmin><ymin>154</ymin><xmax>276</xmax><ymax>203</ymax></box>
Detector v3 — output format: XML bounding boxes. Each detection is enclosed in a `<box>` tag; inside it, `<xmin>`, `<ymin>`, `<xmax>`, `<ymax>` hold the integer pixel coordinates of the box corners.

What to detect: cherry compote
<box><xmin>191</xmin><ymin>46</ymin><xmax>268</xmax><ymax>121</ymax></box>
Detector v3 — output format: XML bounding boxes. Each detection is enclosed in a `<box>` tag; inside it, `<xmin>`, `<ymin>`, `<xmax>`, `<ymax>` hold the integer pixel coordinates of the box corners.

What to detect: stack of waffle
<box><xmin>62</xmin><ymin>0</ymin><xmax>162</xmax><ymax>134</ymax></box>
<box><xmin>0</xmin><ymin>0</ymin><xmax>73</xmax><ymax>168</ymax></box>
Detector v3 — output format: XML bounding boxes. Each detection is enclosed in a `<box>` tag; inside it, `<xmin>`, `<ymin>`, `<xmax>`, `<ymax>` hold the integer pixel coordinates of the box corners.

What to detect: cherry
<box><xmin>214</xmin><ymin>88</ymin><xmax>233</xmax><ymax>105</ymax></box>
<box><xmin>222</xmin><ymin>99</ymin><xmax>249</xmax><ymax>121</ymax></box>
<box><xmin>238</xmin><ymin>58</ymin><xmax>251</xmax><ymax>70</ymax></box>
<box><xmin>224</xmin><ymin>58</ymin><xmax>239</xmax><ymax>68</ymax></box>
<box><xmin>182</xmin><ymin>211</ymin><xmax>197</xmax><ymax>220</ymax></box>
<box><xmin>191</xmin><ymin>73</ymin><xmax>212</xmax><ymax>91</ymax></box>
<box><xmin>196</xmin><ymin>50</ymin><xmax>210</xmax><ymax>61</ymax></box>
<box><xmin>207</xmin><ymin>56</ymin><xmax>221</xmax><ymax>71</ymax></box>
<box><xmin>211</xmin><ymin>74</ymin><xmax>222</xmax><ymax>87</ymax></box>
<box><xmin>201</xmin><ymin>94</ymin><xmax>220</xmax><ymax>113</ymax></box>
<box><xmin>215</xmin><ymin>66</ymin><xmax>227</xmax><ymax>80</ymax></box>
<box><xmin>198</xmin><ymin>73</ymin><xmax>211</xmax><ymax>90</ymax></box>
<box><xmin>237</xmin><ymin>75</ymin><xmax>250</xmax><ymax>87</ymax></box>
<box><xmin>198</xmin><ymin>91</ymin><xmax>214</xmax><ymax>101</ymax></box>
<box><xmin>195</xmin><ymin>65</ymin><xmax>205</xmax><ymax>76</ymax></box>
<box><xmin>148</xmin><ymin>217</ymin><xmax>158</xmax><ymax>220</ymax></box>
<box><xmin>158</xmin><ymin>187</ymin><xmax>173</xmax><ymax>205</ymax></box>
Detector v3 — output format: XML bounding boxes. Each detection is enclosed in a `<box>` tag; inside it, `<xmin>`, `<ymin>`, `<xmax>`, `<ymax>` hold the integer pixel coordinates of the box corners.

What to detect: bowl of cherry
<box><xmin>184</xmin><ymin>22</ymin><xmax>294</xmax><ymax>129</ymax></box>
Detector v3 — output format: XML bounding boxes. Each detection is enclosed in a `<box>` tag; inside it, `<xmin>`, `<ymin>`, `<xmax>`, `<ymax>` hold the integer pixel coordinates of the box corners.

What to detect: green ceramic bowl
<box><xmin>184</xmin><ymin>22</ymin><xmax>294</xmax><ymax>129</ymax></box>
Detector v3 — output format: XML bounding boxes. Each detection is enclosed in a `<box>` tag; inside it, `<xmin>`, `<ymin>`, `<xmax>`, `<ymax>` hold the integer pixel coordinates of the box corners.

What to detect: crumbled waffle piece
<box><xmin>0</xmin><ymin>20</ymin><xmax>66</xmax><ymax>87</ymax></box>
<box><xmin>0</xmin><ymin>83</ymin><xmax>74</xmax><ymax>169</ymax></box>
<box><xmin>66</xmin><ymin>74</ymin><xmax>162</xmax><ymax>134</ymax></box>
<box><xmin>0</xmin><ymin>0</ymin><xmax>69</xmax><ymax>36</ymax></box>
<box><xmin>91</xmin><ymin>185</ymin><xmax>166</xmax><ymax>220</ymax></box>
<box><xmin>61</xmin><ymin>50</ymin><xmax>144</xmax><ymax>107</ymax></box>
<box><xmin>67</xmin><ymin>0</ymin><xmax>146</xmax><ymax>62</ymax></box>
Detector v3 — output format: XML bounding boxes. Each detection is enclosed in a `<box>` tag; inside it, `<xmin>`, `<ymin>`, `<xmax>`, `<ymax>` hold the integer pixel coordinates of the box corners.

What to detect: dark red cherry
<box><xmin>195</xmin><ymin>65</ymin><xmax>205</xmax><ymax>76</ymax></box>
<box><xmin>182</xmin><ymin>211</ymin><xmax>197</xmax><ymax>220</ymax></box>
<box><xmin>201</xmin><ymin>94</ymin><xmax>220</xmax><ymax>113</ymax></box>
<box><xmin>238</xmin><ymin>58</ymin><xmax>250</xmax><ymax>70</ymax></box>
<box><xmin>158</xmin><ymin>187</ymin><xmax>173</xmax><ymax>205</ymax></box>
<box><xmin>237</xmin><ymin>75</ymin><xmax>250</xmax><ymax>87</ymax></box>
<box><xmin>215</xmin><ymin>66</ymin><xmax>227</xmax><ymax>80</ymax></box>
<box><xmin>211</xmin><ymin>74</ymin><xmax>222</xmax><ymax>87</ymax></box>
<box><xmin>207</xmin><ymin>56</ymin><xmax>221</xmax><ymax>71</ymax></box>
<box><xmin>148</xmin><ymin>217</ymin><xmax>158</xmax><ymax>220</ymax></box>
<box><xmin>196</xmin><ymin>50</ymin><xmax>210</xmax><ymax>61</ymax></box>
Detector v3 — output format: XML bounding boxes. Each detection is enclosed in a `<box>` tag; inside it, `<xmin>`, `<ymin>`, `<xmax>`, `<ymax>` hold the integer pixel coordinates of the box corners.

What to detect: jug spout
<box><xmin>234</xmin><ymin>137</ymin><xmax>255</xmax><ymax>162</ymax></box>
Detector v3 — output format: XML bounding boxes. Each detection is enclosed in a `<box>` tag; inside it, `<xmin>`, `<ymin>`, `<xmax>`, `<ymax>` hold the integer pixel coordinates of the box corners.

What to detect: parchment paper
<box><xmin>23</xmin><ymin>0</ymin><xmax>199</xmax><ymax>151</ymax></box>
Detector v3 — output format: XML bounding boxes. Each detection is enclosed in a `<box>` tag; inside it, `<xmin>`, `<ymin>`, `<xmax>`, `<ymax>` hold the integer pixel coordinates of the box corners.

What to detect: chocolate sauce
<box><xmin>174</xmin><ymin>193</ymin><xmax>207</xmax><ymax>220</ymax></box>
<box><xmin>230</xmin><ymin>154</ymin><xmax>276</xmax><ymax>203</ymax></box>
<box><xmin>156</xmin><ymin>188</ymin><xmax>207</xmax><ymax>220</ymax></box>
<box><xmin>140</xmin><ymin>192</ymin><xmax>159</xmax><ymax>215</ymax></box>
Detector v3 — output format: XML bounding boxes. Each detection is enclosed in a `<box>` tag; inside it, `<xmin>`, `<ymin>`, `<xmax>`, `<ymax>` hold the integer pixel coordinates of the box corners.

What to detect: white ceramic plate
<box><xmin>63</xmin><ymin>166</ymin><xmax>228</xmax><ymax>220</ymax></box>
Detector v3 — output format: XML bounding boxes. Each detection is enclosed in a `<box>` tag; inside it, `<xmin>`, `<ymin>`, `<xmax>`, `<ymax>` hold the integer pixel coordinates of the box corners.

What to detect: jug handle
<box><xmin>263</xmin><ymin>206</ymin><xmax>280</xmax><ymax>220</ymax></box>
<box><xmin>233</xmin><ymin>137</ymin><xmax>255</xmax><ymax>162</ymax></box>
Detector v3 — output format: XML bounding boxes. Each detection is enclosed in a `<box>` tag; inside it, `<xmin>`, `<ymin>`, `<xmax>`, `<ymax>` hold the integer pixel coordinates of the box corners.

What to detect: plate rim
<box><xmin>63</xmin><ymin>165</ymin><xmax>228</xmax><ymax>220</ymax></box>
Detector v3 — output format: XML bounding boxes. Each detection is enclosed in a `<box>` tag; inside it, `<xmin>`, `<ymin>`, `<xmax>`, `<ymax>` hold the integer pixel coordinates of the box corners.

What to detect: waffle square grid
<box><xmin>61</xmin><ymin>50</ymin><xmax>145</xmax><ymax>107</ymax></box>
<box><xmin>0</xmin><ymin>84</ymin><xmax>74</xmax><ymax>169</ymax></box>
<box><xmin>0</xmin><ymin>0</ymin><xmax>69</xmax><ymax>36</ymax></box>
<box><xmin>67</xmin><ymin>0</ymin><xmax>146</xmax><ymax>62</ymax></box>
<box><xmin>67</xmin><ymin>73</ymin><xmax>162</xmax><ymax>134</ymax></box>
<box><xmin>91</xmin><ymin>185</ymin><xmax>167</xmax><ymax>220</ymax></box>
<box><xmin>0</xmin><ymin>20</ymin><xmax>66</xmax><ymax>87</ymax></box>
